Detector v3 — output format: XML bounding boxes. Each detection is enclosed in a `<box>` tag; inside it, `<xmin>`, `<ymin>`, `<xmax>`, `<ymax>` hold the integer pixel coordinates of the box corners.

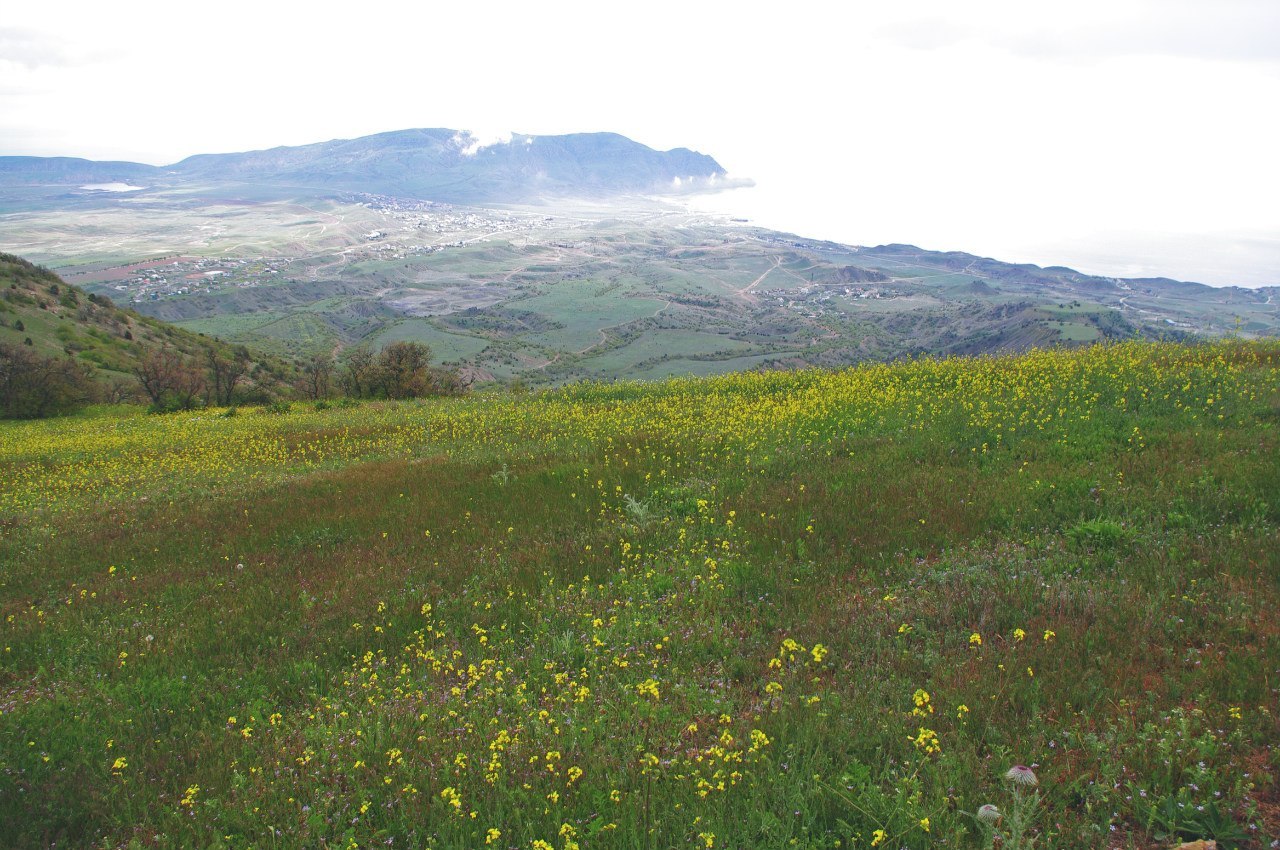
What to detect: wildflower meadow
<box><xmin>1</xmin><ymin>341</ymin><xmax>1277</xmax><ymax>848</ymax></box>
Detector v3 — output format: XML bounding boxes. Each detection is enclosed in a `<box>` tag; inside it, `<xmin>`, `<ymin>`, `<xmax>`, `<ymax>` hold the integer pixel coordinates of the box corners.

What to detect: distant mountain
<box><xmin>0</xmin><ymin>156</ymin><xmax>159</xmax><ymax>185</ymax></box>
<box><xmin>0</xmin><ymin>129</ymin><xmax>728</xmax><ymax>204</ymax></box>
<box><xmin>860</xmin><ymin>243</ymin><xmax>1253</xmax><ymax>300</ymax></box>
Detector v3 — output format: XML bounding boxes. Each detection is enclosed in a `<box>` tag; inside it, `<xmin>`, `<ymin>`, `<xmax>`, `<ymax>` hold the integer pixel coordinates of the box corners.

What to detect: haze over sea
<box><xmin>684</xmin><ymin>184</ymin><xmax>1280</xmax><ymax>290</ymax></box>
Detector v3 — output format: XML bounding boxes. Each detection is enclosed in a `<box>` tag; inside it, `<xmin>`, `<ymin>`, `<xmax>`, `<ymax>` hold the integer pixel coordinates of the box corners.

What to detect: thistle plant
<box><xmin>967</xmin><ymin>766</ymin><xmax>1042</xmax><ymax>850</ymax></box>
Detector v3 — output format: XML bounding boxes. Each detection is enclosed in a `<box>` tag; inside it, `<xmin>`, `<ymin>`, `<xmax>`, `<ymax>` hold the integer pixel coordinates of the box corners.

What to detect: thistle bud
<box><xmin>1004</xmin><ymin>765</ymin><xmax>1038</xmax><ymax>786</ymax></box>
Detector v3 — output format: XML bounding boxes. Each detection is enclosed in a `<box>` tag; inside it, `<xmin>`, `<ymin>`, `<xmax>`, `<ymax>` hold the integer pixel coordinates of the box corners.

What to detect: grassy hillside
<box><xmin>0</xmin><ymin>253</ymin><xmax>297</xmax><ymax>402</ymax></box>
<box><xmin>1</xmin><ymin>341</ymin><xmax>1278</xmax><ymax>848</ymax></box>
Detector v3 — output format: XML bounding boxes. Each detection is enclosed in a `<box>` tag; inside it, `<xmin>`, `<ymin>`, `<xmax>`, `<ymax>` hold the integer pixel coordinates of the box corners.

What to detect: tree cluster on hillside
<box><xmin>298</xmin><ymin>341</ymin><xmax>468</xmax><ymax>401</ymax></box>
<box><xmin>0</xmin><ymin>253</ymin><xmax>470</xmax><ymax>417</ymax></box>
<box><xmin>0</xmin><ymin>343</ymin><xmax>97</xmax><ymax>419</ymax></box>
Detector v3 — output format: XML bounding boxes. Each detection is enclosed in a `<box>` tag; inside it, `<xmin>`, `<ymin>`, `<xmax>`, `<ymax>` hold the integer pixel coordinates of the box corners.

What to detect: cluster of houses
<box><xmin>109</xmin><ymin>257</ymin><xmax>292</xmax><ymax>302</ymax></box>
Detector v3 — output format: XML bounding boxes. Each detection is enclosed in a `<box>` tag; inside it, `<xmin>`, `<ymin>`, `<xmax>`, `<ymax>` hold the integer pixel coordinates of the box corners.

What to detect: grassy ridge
<box><xmin>0</xmin><ymin>253</ymin><xmax>298</xmax><ymax>402</ymax></box>
<box><xmin>1</xmin><ymin>341</ymin><xmax>1278</xmax><ymax>848</ymax></box>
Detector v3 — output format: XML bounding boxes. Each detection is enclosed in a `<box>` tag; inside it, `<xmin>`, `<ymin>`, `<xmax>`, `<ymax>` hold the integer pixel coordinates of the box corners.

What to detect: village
<box><xmin>105</xmin><ymin>256</ymin><xmax>295</xmax><ymax>302</ymax></box>
<box><xmin>759</xmin><ymin>281</ymin><xmax>890</xmax><ymax>318</ymax></box>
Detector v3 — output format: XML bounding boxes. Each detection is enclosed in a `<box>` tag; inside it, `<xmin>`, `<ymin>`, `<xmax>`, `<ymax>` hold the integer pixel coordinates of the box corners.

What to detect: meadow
<box><xmin>1</xmin><ymin>341</ymin><xmax>1278</xmax><ymax>849</ymax></box>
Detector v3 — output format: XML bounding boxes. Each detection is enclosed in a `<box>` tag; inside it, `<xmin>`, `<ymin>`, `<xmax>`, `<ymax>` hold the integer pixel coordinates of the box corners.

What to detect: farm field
<box><xmin>2</xmin><ymin>341</ymin><xmax>1278</xmax><ymax>848</ymax></box>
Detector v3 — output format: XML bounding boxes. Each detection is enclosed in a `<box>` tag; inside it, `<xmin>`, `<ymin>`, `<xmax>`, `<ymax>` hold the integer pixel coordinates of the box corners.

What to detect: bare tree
<box><xmin>206</xmin><ymin>346</ymin><xmax>251</xmax><ymax>406</ymax></box>
<box><xmin>135</xmin><ymin>349</ymin><xmax>181</xmax><ymax>404</ymax></box>
<box><xmin>299</xmin><ymin>353</ymin><xmax>335</xmax><ymax>400</ymax></box>
<box><xmin>135</xmin><ymin>348</ymin><xmax>206</xmax><ymax>410</ymax></box>
<box><xmin>340</xmin><ymin>347</ymin><xmax>377</xmax><ymax>398</ymax></box>
<box><xmin>0</xmin><ymin>343</ymin><xmax>96</xmax><ymax>418</ymax></box>
<box><xmin>101</xmin><ymin>376</ymin><xmax>141</xmax><ymax>405</ymax></box>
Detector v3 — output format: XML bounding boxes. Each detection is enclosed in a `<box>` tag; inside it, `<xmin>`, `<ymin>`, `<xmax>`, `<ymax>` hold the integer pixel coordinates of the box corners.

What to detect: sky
<box><xmin>3</xmin><ymin>0</ymin><xmax>1279</xmax><ymax>286</ymax></box>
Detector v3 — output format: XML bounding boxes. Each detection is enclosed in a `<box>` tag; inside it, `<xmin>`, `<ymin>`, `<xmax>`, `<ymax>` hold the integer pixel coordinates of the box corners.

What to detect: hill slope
<box><xmin>2</xmin><ymin>341</ymin><xmax>1277</xmax><ymax>847</ymax></box>
<box><xmin>0</xmin><ymin>253</ymin><xmax>294</xmax><ymax>402</ymax></box>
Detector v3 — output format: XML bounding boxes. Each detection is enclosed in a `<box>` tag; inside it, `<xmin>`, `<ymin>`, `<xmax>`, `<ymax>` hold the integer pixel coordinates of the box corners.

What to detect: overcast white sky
<box><xmin>3</xmin><ymin>0</ymin><xmax>1278</xmax><ymax>285</ymax></box>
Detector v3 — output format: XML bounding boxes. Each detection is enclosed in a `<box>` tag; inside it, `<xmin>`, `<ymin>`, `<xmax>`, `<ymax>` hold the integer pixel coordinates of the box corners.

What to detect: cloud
<box><xmin>876</xmin><ymin>2</ymin><xmax>1280</xmax><ymax>65</ymax></box>
<box><xmin>0</xmin><ymin>26</ymin><xmax>73</xmax><ymax>69</ymax></box>
<box><xmin>452</xmin><ymin>129</ymin><xmax>515</xmax><ymax>157</ymax></box>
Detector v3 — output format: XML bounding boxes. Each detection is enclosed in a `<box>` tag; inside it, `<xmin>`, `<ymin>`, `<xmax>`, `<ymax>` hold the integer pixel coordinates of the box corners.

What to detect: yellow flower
<box><xmin>969</xmin><ymin>632</ymin><xmax>982</xmax><ymax>647</ymax></box>
<box><xmin>909</xmin><ymin>727</ymin><xmax>941</xmax><ymax>755</ymax></box>
<box><xmin>1043</xmin><ymin>629</ymin><xmax>1056</xmax><ymax>642</ymax></box>
<box><xmin>1013</xmin><ymin>628</ymin><xmax>1026</xmax><ymax>641</ymax></box>
<box><xmin>871</xmin><ymin>828</ymin><xmax>887</xmax><ymax>847</ymax></box>
<box><xmin>920</xmin><ymin>817</ymin><xmax>930</xmax><ymax>832</ymax></box>
<box><xmin>485</xmin><ymin>828</ymin><xmax>502</xmax><ymax>844</ymax></box>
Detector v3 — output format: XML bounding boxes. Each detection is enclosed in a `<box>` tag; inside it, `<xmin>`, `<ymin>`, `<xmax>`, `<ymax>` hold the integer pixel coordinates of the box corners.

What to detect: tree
<box><xmin>339</xmin><ymin>342</ymin><xmax>466</xmax><ymax>400</ymax></box>
<box><xmin>298</xmin><ymin>353</ymin><xmax>336</xmax><ymax>400</ymax></box>
<box><xmin>135</xmin><ymin>348</ymin><xmax>206</xmax><ymax>411</ymax></box>
<box><xmin>0</xmin><ymin>343</ymin><xmax>96</xmax><ymax>418</ymax></box>
<box><xmin>374</xmin><ymin>341</ymin><xmax>432</xmax><ymax>399</ymax></box>
<box><xmin>206</xmin><ymin>346</ymin><xmax>251</xmax><ymax>406</ymax></box>
<box><xmin>339</xmin><ymin>347</ymin><xmax>378</xmax><ymax>399</ymax></box>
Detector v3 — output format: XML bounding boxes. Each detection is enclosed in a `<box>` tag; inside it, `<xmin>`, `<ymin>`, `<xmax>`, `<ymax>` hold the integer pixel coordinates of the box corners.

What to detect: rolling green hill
<box><xmin>0</xmin><ymin>253</ymin><xmax>297</xmax><ymax>405</ymax></box>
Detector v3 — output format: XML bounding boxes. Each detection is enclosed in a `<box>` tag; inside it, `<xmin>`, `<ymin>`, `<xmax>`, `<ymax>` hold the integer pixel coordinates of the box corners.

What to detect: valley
<box><xmin>5</xmin><ymin>189</ymin><xmax>1277</xmax><ymax>386</ymax></box>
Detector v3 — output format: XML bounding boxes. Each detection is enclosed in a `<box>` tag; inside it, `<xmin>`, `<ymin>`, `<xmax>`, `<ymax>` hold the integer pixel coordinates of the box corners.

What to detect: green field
<box><xmin>371</xmin><ymin>320</ymin><xmax>493</xmax><ymax>364</ymax></box>
<box><xmin>516</xmin><ymin>283</ymin><xmax>668</xmax><ymax>352</ymax></box>
<box><xmin>579</xmin><ymin>330</ymin><xmax>756</xmax><ymax>377</ymax></box>
<box><xmin>3</xmin><ymin>341</ymin><xmax>1278</xmax><ymax>848</ymax></box>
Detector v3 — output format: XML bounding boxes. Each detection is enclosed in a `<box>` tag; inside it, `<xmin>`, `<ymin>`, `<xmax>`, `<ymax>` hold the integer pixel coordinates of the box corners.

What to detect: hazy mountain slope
<box><xmin>0</xmin><ymin>156</ymin><xmax>161</xmax><ymax>185</ymax></box>
<box><xmin>0</xmin><ymin>129</ymin><xmax>726</xmax><ymax>204</ymax></box>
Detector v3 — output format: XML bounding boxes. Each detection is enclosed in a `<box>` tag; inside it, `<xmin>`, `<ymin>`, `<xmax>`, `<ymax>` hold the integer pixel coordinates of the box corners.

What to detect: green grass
<box><xmin>173</xmin><ymin>311</ymin><xmax>292</xmax><ymax>338</ymax></box>
<box><xmin>372</xmin><ymin>320</ymin><xmax>492</xmax><ymax>363</ymax></box>
<box><xmin>516</xmin><ymin>283</ymin><xmax>667</xmax><ymax>351</ymax></box>
<box><xmin>1</xmin><ymin>342</ymin><xmax>1278</xmax><ymax>849</ymax></box>
<box><xmin>581</xmin><ymin>330</ymin><xmax>755</xmax><ymax>376</ymax></box>
<box><xmin>628</xmin><ymin>351</ymin><xmax>783</xmax><ymax>380</ymax></box>
<box><xmin>1055</xmin><ymin>322</ymin><xmax>1102</xmax><ymax>342</ymax></box>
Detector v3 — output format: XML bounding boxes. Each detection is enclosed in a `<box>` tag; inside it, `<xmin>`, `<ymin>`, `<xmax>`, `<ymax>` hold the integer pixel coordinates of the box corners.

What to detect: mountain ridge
<box><xmin>0</xmin><ymin>129</ymin><xmax>730</xmax><ymax>204</ymax></box>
